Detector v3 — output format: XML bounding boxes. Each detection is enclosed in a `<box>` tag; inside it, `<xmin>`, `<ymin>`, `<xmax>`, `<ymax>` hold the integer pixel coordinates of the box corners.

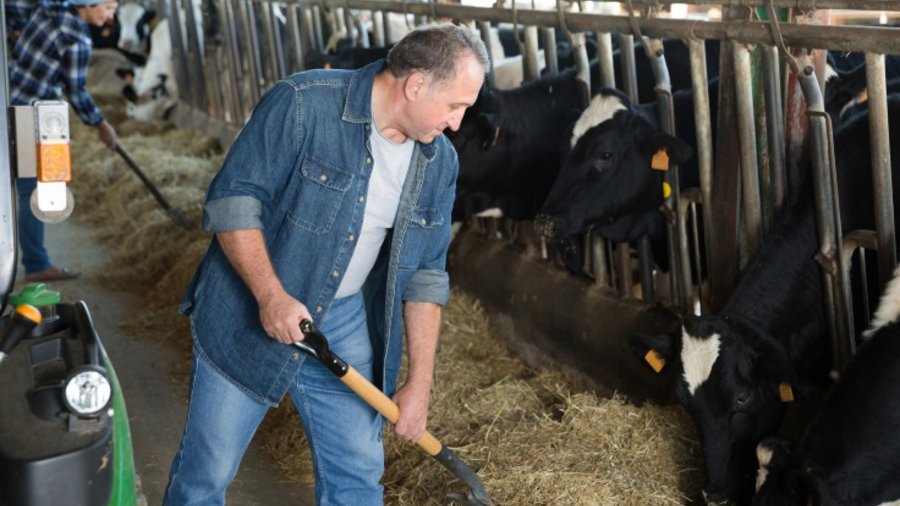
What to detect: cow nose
<box><xmin>533</xmin><ymin>214</ymin><xmax>557</xmax><ymax>239</ymax></box>
<box><xmin>702</xmin><ymin>489</ymin><xmax>737</xmax><ymax>506</ymax></box>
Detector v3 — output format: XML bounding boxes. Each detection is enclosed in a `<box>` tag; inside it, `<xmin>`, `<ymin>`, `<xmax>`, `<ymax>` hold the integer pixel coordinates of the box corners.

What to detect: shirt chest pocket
<box><xmin>288</xmin><ymin>156</ymin><xmax>354</xmax><ymax>235</ymax></box>
<box><xmin>399</xmin><ymin>207</ymin><xmax>445</xmax><ymax>268</ymax></box>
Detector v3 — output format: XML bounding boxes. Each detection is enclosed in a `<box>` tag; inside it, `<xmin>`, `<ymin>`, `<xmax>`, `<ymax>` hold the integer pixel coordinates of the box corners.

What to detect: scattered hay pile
<box><xmin>70</xmin><ymin>88</ymin><xmax>703</xmax><ymax>505</ymax></box>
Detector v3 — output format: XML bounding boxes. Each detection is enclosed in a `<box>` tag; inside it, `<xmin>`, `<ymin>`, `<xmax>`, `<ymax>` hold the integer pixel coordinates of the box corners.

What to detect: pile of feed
<box><xmin>67</xmin><ymin>87</ymin><xmax>703</xmax><ymax>505</ymax></box>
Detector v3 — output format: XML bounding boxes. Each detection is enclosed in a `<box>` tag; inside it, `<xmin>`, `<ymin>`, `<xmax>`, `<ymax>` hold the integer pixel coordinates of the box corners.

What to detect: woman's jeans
<box><xmin>163</xmin><ymin>293</ymin><xmax>384</xmax><ymax>506</ymax></box>
<box><xmin>16</xmin><ymin>177</ymin><xmax>51</xmax><ymax>273</ymax></box>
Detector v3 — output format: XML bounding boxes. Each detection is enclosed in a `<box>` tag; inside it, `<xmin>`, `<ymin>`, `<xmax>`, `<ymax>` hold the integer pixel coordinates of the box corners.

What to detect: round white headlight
<box><xmin>63</xmin><ymin>367</ymin><xmax>112</xmax><ymax>416</ymax></box>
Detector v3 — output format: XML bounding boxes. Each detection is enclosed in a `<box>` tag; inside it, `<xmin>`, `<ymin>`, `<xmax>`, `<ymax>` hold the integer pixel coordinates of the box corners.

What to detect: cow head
<box><xmin>446</xmin><ymin>85</ymin><xmax>505</xmax><ymax>171</ymax></box>
<box><xmin>534</xmin><ymin>88</ymin><xmax>690</xmax><ymax>243</ymax></box>
<box><xmin>630</xmin><ymin>314</ymin><xmax>801</xmax><ymax>505</ymax></box>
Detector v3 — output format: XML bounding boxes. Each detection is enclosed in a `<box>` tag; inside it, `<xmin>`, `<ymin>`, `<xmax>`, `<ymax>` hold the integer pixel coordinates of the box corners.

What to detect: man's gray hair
<box><xmin>387</xmin><ymin>24</ymin><xmax>489</xmax><ymax>85</ymax></box>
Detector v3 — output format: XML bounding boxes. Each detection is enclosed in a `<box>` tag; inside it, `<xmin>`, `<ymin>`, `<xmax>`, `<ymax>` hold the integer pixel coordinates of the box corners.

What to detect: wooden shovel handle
<box><xmin>341</xmin><ymin>367</ymin><xmax>443</xmax><ymax>456</ymax></box>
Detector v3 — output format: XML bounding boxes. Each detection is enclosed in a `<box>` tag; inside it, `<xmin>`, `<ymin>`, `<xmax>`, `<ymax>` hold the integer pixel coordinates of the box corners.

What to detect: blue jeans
<box><xmin>15</xmin><ymin>177</ymin><xmax>51</xmax><ymax>273</ymax></box>
<box><xmin>163</xmin><ymin>293</ymin><xmax>385</xmax><ymax>506</ymax></box>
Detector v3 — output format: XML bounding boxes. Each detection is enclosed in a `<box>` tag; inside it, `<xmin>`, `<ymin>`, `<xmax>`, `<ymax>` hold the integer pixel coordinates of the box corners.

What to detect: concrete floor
<box><xmin>13</xmin><ymin>217</ymin><xmax>316</xmax><ymax>505</ymax></box>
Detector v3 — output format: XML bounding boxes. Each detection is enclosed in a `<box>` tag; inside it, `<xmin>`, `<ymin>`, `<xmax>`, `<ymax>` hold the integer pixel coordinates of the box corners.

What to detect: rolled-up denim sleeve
<box><xmin>203</xmin><ymin>82</ymin><xmax>302</xmax><ymax>232</ymax></box>
<box><xmin>404</xmin><ymin>269</ymin><xmax>450</xmax><ymax>305</ymax></box>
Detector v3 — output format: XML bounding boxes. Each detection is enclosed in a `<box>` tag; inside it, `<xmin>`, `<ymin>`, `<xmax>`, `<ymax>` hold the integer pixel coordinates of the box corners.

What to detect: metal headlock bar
<box><xmin>166</xmin><ymin>0</ymin><xmax>899</xmax><ymax>378</ymax></box>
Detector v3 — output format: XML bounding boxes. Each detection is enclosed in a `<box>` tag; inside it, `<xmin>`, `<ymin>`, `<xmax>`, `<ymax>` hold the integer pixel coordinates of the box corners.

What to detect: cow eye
<box><xmin>733</xmin><ymin>391</ymin><xmax>753</xmax><ymax>410</ymax></box>
<box><xmin>600</xmin><ymin>152</ymin><xmax>614</xmax><ymax>160</ymax></box>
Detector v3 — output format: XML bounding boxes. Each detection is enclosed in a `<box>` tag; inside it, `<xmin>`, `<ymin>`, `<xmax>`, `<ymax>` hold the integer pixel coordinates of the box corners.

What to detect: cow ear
<box><xmin>476</xmin><ymin>113</ymin><xmax>500</xmax><ymax>150</ymax></box>
<box><xmin>628</xmin><ymin>332</ymin><xmax>675</xmax><ymax>373</ymax></box>
<box><xmin>639</xmin><ymin>132</ymin><xmax>693</xmax><ymax>167</ymax></box>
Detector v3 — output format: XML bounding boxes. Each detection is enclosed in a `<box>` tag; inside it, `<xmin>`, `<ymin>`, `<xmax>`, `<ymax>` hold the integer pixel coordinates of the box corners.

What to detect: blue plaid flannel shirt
<box><xmin>9</xmin><ymin>4</ymin><xmax>104</xmax><ymax>126</ymax></box>
<box><xmin>4</xmin><ymin>0</ymin><xmax>35</xmax><ymax>34</ymax></box>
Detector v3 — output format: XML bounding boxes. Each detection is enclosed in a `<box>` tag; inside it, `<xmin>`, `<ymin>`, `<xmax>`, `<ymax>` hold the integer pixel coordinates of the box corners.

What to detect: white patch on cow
<box><xmin>475</xmin><ymin>208</ymin><xmax>504</xmax><ymax>218</ymax></box>
<box><xmin>825</xmin><ymin>64</ymin><xmax>839</xmax><ymax>82</ymax></box>
<box><xmin>864</xmin><ymin>265</ymin><xmax>900</xmax><ymax>339</ymax></box>
<box><xmin>449</xmin><ymin>221</ymin><xmax>462</xmax><ymax>243</ymax></box>
<box><xmin>116</xmin><ymin>4</ymin><xmax>146</xmax><ymax>52</ymax></box>
<box><xmin>570</xmin><ymin>94</ymin><xmax>627</xmax><ymax>147</ymax></box>
<box><xmin>755</xmin><ymin>444</ymin><xmax>774</xmax><ymax>492</ymax></box>
<box><xmin>680</xmin><ymin>328</ymin><xmax>721</xmax><ymax>396</ymax></box>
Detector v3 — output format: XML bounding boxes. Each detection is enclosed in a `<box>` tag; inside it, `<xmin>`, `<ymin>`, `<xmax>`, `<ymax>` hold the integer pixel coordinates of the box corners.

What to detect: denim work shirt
<box><xmin>180</xmin><ymin>60</ymin><xmax>456</xmax><ymax>406</ymax></box>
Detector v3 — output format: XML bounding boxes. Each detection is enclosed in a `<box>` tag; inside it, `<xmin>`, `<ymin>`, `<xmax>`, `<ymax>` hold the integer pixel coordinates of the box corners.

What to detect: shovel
<box><xmin>295</xmin><ymin>319</ymin><xmax>494</xmax><ymax>506</ymax></box>
<box><xmin>115</xmin><ymin>144</ymin><xmax>196</xmax><ymax>230</ymax></box>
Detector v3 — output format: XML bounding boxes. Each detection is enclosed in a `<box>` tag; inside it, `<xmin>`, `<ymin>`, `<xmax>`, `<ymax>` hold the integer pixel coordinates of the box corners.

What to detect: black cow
<box><xmin>303</xmin><ymin>39</ymin><xmax>391</xmax><ymax>70</ymax></box>
<box><xmin>448</xmin><ymin>68</ymin><xmax>588</xmax><ymax>221</ymax></box>
<box><xmin>627</xmin><ymin>99</ymin><xmax>900</xmax><ymax>505</ymax></box>
<box><xmin>753</xmin><ymin>268</ymin><xmax>900</xmax><ymax>506</ymax></box>
<box><xmin>534</xmin><ymin>79</ymin><xmax>717</xmax><ymax>247</ymax></box>
<box><xmin>824</xmin><ymin>52</ymin><xmax>900</xmax><ymax>125</ymax></box>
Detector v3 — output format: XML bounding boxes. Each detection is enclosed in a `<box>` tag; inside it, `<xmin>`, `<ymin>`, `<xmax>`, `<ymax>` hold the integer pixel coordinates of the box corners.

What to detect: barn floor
<box><xmin>12</xmin><ymin>217</ymin><xmax>316</xmax><ymax>506</ymax></box>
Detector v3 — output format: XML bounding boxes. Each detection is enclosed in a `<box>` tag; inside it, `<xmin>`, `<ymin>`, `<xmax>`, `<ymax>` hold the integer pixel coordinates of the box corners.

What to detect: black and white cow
<box><xmin>448</xmin><ymin>68</ymin><xmax>588</xmax><ymax>221</ymax></box>
<box><xmin>627</xmin><ymin>98</ymin><xmax>900</xmax><ymax>505</ymax></box>
<box><xmin>89</xmin><ymin>3</ymin><xmax>156</xmax><ymax>67</ymax></box>
<box><xmin>303</xmin><ymin>41</ymin><xmax>391</xmax><ymax>70</ymax></box>
<box><xmin>753</xmin><ymin>266</ymin><xmax>900</xmax><ymax>506</ymax></box>
<box><xmin>824</xmin><ymin>52</ymin><xmax>900</xmax><ymax>125</ymax></box>
<box><xmin>533</xmin><ymin>80</ymin><xmax>715</xmax><ymax>248</ymax></box>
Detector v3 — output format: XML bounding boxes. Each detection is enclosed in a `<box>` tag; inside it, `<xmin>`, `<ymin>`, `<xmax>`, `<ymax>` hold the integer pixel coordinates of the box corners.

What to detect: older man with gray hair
<box><xmin>164</xmin><ymin>24</ymin><xmax>488</xmax><ymax>506</ymax></box>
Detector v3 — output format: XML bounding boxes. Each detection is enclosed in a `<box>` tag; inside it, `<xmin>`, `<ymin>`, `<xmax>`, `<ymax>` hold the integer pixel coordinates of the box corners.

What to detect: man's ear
<box><xmin>403</xmin><ymin>71</ymin><xmax>427</xmax><ymax>101</ymax></box>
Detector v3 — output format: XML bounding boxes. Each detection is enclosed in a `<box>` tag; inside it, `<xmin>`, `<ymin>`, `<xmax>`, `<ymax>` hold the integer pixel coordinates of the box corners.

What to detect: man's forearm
<box><xmin>217</xmin><ymin>229</ymin><xmax>284</xmax><ymax>303</ymax></box>
<box><xmin>403</xmin><ymin>301</ymin><xmax>442</xmax><ymax>390</ymax></box>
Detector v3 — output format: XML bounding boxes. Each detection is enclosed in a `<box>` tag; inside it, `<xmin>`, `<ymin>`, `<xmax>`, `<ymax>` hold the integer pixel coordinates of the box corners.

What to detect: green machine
<box><xmin>0</xmin><ymin>5</ymin><xmax>140</xmax><ymax>504</ymax></box>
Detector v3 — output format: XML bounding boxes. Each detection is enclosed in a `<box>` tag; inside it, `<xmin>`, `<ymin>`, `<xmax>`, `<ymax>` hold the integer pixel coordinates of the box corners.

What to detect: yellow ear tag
<box><xmin>857</xmin><ymin>88</ymin><xmax>868</xmax><ymax>104</ymax></box>
<box><xmin>662</xmin><ymin>182</ymin><xmax>672</xmax><ymax>199</ymax></box>
<box><xmin>651</xmin><ymin>149</ymin><xmax>670</xmax><ymax>171</ymax></box>
<box><xmin>644</xmin><ymin>349</ymin><xmax>666</xmax><ymax>373</ymax></box>
<box><xmin>324</xmin><ymin>63</ymin><xmax>332</xmax><ymax>69</ymax></box>
<box><xmin>778</xmin><ymin>382</ymin><xmax>794</xmax><ymax>403</ymax></box>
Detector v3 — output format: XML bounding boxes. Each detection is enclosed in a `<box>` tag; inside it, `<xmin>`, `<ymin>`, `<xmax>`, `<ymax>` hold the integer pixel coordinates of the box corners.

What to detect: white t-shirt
<box><xmin>334</xmin><ymin>121</ymin><xmax>414</xmax><ymax>298</ymax></box>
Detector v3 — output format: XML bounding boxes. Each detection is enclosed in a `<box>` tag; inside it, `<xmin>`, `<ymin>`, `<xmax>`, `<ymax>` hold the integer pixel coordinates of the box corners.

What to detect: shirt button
<box><xmin>332</xmin><ymin>270</ymin><xmax>340</xmax><ymax>277</ymax></box>
<box><xmin>420</xmin><ymin>219</ymin><xmax>428</xmax><ymax>226</ymax></box>
<box><xmin>348</xmin><ymin>234</ymin><xmax>355</xmax><ymax>242</ymax></box>
<box><xmin>292</xmin><ymin>353</ymin><xmax>300</xmax><ymax>360</ymax></box>
<box><xmin>366</xmin><ymin>157</ymin><xmax>372</xmax><ymax>164</ymax></box>
<box><xmin>358</xmin><ymin>196</ymin><xmax>365</xmax><ymax>203</ymax></box>
<box><xmin>319</xmin><ymin>174</ymin><xmax>328</xmax><ymax>182</ymax></box>
<box><xmin>315</xmin><ymin>306</ymin><xmax>323</xmax><ymax>313</ymax></box>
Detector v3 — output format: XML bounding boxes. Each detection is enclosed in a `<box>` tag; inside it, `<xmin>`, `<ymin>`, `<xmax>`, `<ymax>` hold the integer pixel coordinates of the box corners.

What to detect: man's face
<box><xmin>81</xmin><ymin>2</ymin><xmax>118</xmax><ymax>27</ymax></box>
<box><xmin>407</xmin><ymin>56</ymin><xmax>484</xmax><ymax>144</ymax></box>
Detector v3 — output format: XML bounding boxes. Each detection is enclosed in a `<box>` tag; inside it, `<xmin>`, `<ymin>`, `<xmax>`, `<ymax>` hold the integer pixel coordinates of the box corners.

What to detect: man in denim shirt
<box><xmin>164</xmin><ymin>25</ymin><xmax>488</xmax><ymax>505</ymax></box>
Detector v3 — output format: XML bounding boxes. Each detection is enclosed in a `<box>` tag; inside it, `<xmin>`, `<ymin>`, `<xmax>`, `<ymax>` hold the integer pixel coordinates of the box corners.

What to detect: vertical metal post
<box><xmin>0</xmin><ymin>11</ymin><xmax>16</xmax><ymax>308</ymax></box>
<box><xmin>259</xmin><ymin>2</ymin><xmax>279</xmax><ymax>83</ymax></box>
<box><xmin>478</xmin><ymin>21</ymin><xmax>496</xmax><ymax>88</ymax></box>
<box><xmin>168</xmin><ymin>0</ymin><xmax>193</xmax><ymax>107</ymax></box>
<box><xmin>523</xmin><ymin>26</ymin><xmax>540</xmax><ymax>82</ymax></box>
<box><xmin>798</xmin><ymin>70</ymin><xmax>854</xmax><ymax>374</ymax></box>
<box><xmin>312</xmin><ymin>4</ymin><xmax>325</xmax><ymax>51</ymax></box>
<box><xmin>733</xmin><ymin>43</ymin><xmax>763</xmax><ymax>256</ymax></box>
<box><xmin>688</xmin><ymin>38</ymin><xmax>713</xmax><ymax>310</ymax></box>
<box><xmin>372</xmin><ymin>11</ymin><xmax>385</xmax><ymax>48</ymax></box>
<box><xmin>287</xmin><ymin>3</ymin><xmax>306</xmax><ymax>73</ymax></box>
<box><xmin>572</xmin><ymin>32</ymin><xmax>591</xmax><ymax>107</ymax></box>
<box><xmin>540</xmin><ymin>27</ymin><xmax>558</xmax><ymax>76</ymax></box>
<box><xmin>240</xmin><ymin>0</ymin><xmax>263</xmax><ymax>102</ymax></box>
<box><xmin>619</xmin><ymin>34</ymin><xmax>638</xmax><ymax>101</ymax></box>
<box><xmin>597</xmin><ymin>32</ymin><xmax>615</xmax><ymax>88</ymax></box>
<box><xmin>272</xmin><ymin>2</ymin><xmax>288</xmax><ymax>77</ymax></box>
<box><xmin>182</xmin><ymin>0</ymin><xmax>208</xmax><ymax>111</ymax></box>
<box><xmin>865</xmin><ymin>53</ymin><xmax>897</xmax><ymax>291</ymax></box>
<box><xmin>762</xmin><ymin>45</ymin><xmax>786</xmax><ymax>212</ymax></box>
<box><xmin>221</xmin><ymin>0</ymin><xmax>245</xmax><ymax>121</ymax></box>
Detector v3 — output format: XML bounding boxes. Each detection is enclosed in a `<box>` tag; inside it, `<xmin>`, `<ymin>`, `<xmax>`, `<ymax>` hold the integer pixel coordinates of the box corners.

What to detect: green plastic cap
<box><xmin>8</xmin><ymin>283</ymin><xmax>61</xmax><ymax>307</ymax></box>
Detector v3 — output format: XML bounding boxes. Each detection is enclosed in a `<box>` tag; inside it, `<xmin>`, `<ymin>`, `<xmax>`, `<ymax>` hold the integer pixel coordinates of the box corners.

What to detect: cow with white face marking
<box><xmin>533</xmin><ymin>84</ymin><xmax>705</xmax><ymax>250</ymax></box>
<box><xmin>753</xmin><ymin>266</ymin><xmax>900</xmax><ymax>506</ymax></box>
<box><xmin>630</xmin><ymin>97</ymin><xmax>900</xmax><ymax>505</ymax></box>
<box><xmin>448</xmin><ymin>68</ymin><xmax>588</xmax><ymax>221</ymax></box>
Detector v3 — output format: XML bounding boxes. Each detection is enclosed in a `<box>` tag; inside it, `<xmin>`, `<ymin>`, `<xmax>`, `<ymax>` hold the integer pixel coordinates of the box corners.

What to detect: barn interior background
<box><xmin>45</xmin><ymin>0</ymin><xmax>900</xmax><ymax>503</ymax></box>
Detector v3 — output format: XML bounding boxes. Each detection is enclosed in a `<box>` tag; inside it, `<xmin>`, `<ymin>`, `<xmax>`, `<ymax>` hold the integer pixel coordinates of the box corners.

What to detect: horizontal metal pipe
<box><xmin>290</xmin><ymin>0</ymin><xmax>900</xmax><ymax>55</ymax></box>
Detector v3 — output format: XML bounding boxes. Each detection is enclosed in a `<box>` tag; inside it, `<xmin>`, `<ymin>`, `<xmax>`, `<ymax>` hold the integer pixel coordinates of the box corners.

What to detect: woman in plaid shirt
<box><xmin>9</xmin><ymin>0</ymin><xmax>119</xmax><ymax>281</ymax></box>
